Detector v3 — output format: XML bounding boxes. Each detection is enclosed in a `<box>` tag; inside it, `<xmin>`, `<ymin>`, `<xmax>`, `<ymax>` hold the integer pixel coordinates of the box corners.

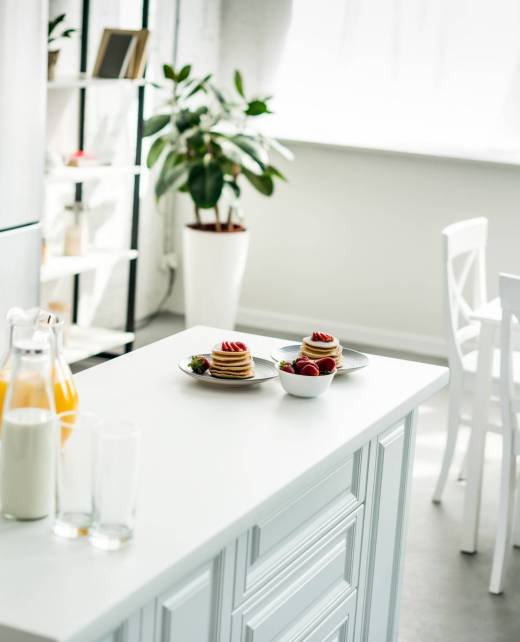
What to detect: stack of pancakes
<box><xmin>299</xmin><ymin>335</ymin><xmax>343</xmax><ymax>367</ymax></box>
<box><xmin>210</xmin><ymin>343</ymin><xmax>255</xmax><ymax>379</ymax></box>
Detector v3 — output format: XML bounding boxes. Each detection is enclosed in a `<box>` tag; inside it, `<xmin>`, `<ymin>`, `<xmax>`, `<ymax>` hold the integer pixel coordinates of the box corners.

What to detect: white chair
<box><xmin>433</xmin><ymin>217</ymin><xmax>490</xmax><ymax>503</ymax></box>
<box><xmin>489</xmin><ymin>273</ymin><xmax>520</xmax><ymax>594</ymax></box>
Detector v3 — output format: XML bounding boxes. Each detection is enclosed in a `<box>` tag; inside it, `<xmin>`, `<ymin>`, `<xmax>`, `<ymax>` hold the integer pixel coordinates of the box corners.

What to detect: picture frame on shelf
<box><xmin>92</xmin><ymin>28</ymin><xmax>149</xmax><ymax>80</ymax></box>
<box><xmin>92</xmin><ymin>28</ymin><xmax>138</xmax><ymax>79</ymax></box>
<box><xmin>127</xmin><ymin>29</ymin><xmax>150</xmax><ymax>79</ymax></box>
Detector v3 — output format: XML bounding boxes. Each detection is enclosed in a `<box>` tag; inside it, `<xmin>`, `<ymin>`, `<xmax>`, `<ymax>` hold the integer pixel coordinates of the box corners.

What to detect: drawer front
<box><xmin>231</xmin><ymin>505</ymin><xmax>364</xmax><ymax>642</ymax></box>
<box><xmin>234</xmin><ymin>447</ymin><xmax>368</xmax><ymax>605</ymax></box>
<box><xmin>300</xmin><ymin>588</ymin><xmax>356</xmax><ymax>642</ymax></box>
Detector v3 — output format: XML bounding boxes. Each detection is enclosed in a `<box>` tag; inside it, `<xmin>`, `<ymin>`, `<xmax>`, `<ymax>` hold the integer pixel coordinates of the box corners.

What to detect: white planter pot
<box><xmin>183</xmin><ymin>226</ymin><xmax>249</xmax><ymax>330</ymax></box>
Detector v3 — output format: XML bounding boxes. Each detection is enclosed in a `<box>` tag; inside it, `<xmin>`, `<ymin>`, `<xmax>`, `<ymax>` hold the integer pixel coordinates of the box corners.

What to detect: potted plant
<box><xmin>48</xmin><ymin>14</ymin><xmax>76</xmax><ymax>81</ymax></box>
<box><xmin>143</xmin><ymin>64</ymin><xmax>292</xmax><ymax>329</ymax></box>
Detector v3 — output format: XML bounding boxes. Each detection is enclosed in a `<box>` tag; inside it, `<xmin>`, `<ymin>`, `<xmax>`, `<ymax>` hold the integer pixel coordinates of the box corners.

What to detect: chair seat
<box><xmin>463</xmin><ymin>349</ymin><xmax>520</xmax><ymax>382</ymax></box>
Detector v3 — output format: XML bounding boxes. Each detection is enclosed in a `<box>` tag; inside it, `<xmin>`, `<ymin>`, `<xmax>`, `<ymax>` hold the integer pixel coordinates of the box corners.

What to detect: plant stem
<box><xmin>214</xmin><ymin>204</ymin><xmax>222</xmax><ymax>232</ymax></box>
<box><xmin>194</xmin><ymin>205</ymin><xmax>201</xmax><ymax>226</ymax></box>
<box><xmin>226</xmin><ymin>206</ymin><xmax>233</xmax><ymax>230</ymax></box>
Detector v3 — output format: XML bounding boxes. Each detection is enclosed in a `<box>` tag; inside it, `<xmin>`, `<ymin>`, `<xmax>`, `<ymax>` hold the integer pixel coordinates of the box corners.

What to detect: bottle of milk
<box><xmin>0</xmin><ymin>338</ymin><xmax>56</xmax><ymax>520</ymax></box>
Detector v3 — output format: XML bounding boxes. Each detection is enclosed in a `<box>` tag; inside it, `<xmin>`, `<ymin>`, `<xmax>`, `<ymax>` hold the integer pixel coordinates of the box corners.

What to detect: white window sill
<box><xmin>267</xmin><ymin>124</ymin><xmax>520</xmax><ymax>169</ymax></box>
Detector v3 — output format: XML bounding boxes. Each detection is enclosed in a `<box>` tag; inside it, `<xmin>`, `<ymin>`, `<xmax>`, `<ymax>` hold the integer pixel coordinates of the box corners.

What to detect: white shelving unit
<box><xmin>45</xmin><ymin>165</ymin><xmax>142</xmax><ymax>184</ymax></box>
<box><xmin>41</xmin><ymin>248</ymin><xmax>138</xmax><ymax>283</ymax></box>
<box><xmin>63</xmin><ymin>325</ymin><xmax>135</xmax><ymax>364</ymax></box>
<box><xmin>48</xmin><ymin>74</ymin><xmax>147</xmax><ymax>90</ymax></box>
<box><xmin>44</xmin><ymin>5</ymin><xmax>149</xmax><ymax>363</ymax></box>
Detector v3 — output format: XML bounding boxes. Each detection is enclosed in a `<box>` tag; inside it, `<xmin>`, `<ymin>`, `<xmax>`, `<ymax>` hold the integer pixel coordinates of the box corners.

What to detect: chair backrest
<box><xmin>499</xmin><ymin>273</ymin><xmax>520</xmax><ymax>452</ymax></box>
<box><xmin>442</xmin><ymin>217</ymin><xmax>488</xmax><ymax>369</ymax></box>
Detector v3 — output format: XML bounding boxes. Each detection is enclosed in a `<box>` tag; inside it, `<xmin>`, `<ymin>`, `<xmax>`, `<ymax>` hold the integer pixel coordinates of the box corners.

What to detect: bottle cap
<box><xmin>13</xmin><ymin>337</ymin><xmax>51</xmax><ymax>356</ymax></box>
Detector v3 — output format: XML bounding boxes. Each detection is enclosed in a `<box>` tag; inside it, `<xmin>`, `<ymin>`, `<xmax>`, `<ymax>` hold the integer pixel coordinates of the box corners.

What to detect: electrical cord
<box><xmin>134</xmin><ymin>266</ymin><xmax>177</xmax><ymax>331</ymax></box>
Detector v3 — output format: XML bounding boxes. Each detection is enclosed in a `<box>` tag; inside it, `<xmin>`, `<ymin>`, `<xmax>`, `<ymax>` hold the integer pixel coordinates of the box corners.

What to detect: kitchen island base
<box><xmin>97</xmin><ymin>413</ymin><xmax>416</xmax><ymax>642</ymax></box>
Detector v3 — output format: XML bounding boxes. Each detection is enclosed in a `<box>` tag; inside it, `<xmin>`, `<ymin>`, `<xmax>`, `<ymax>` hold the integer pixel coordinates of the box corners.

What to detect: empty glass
<box><xmin>54</xmin><ymin>411</ymin><xmax>99</xmax><ymax>538</ymax></box>
<box><xmin>89</xmin><ymin>419</ymin><xmax>141</xmax><ymax>551</ymax></box>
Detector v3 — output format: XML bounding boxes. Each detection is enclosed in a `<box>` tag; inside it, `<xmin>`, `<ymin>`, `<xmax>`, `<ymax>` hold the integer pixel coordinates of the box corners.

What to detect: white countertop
<box><xmin>0</xmin><ymin>326</ymin><xmax>448</xmax><ymax>642</ymax></box>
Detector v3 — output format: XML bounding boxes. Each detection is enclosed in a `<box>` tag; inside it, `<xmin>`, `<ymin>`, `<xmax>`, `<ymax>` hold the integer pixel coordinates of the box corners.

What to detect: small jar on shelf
<box><xmin>64</xmin><ymin>201</ymin><xmax>88</xmax><ymax>256</ymax></box>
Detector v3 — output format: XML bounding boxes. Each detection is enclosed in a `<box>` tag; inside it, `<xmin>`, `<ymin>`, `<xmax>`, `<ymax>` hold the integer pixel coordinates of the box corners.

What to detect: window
<box><xmin>250</xmin><ymin>0</ymin><xmax>520</xmax><ymax>155</ymax></box>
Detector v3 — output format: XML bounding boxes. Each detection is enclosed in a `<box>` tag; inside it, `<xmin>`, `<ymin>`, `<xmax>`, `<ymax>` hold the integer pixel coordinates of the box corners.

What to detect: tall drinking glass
<box><xmin>90</xmin><ymin>419</ymin><xmax>141</xmax><ymax>550</ymax></box>
<box><xmin>54</xmin><ymin>411</ymin><xmax>99</xmax><ymax>538</ymax></box>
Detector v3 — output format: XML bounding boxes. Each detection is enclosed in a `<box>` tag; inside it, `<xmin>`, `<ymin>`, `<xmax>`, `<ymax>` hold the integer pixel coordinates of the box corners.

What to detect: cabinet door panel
<box><xmin>360</xmin><ymin>414</ymin><xmax>416</xmax><ymax>642</ymax></box>
<box><xmin>118</xmin><ymin>609</ymin><xmax>143</xmax><ymax>642</ymax></box>
<box><xmin>156</xmin><ymin>561</ymin><xmax>215</xmax><ymax>642</ymax></box>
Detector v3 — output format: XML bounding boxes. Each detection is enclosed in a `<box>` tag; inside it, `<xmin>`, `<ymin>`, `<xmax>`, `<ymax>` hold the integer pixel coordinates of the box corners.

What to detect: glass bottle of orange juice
<box><xmin>0</xmin><ymin>309</ymin><xmax>78</xmax><ymax>439</ymax></box>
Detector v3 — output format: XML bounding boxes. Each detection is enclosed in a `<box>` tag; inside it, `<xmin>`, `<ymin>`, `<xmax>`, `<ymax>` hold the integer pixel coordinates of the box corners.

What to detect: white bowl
<box><xmin>277</xmin><ymin>366</ymin><xmax>335</xmax><ymax>398</ymax></box>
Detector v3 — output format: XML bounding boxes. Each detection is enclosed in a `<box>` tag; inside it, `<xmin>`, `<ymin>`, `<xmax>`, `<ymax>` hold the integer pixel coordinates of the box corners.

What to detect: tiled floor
<box><xmin>77</xmin><ymin>313</ymin><xmax>520</xmax><ymax>642</ymax></box>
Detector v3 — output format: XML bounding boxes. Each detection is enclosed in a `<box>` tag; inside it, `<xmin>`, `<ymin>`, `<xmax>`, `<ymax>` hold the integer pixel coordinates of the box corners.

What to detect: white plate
<box><xmin>271</xmin><ymin>344</ymin><xmax>369</xmax><ymax>376</ymax></box>
<box><xmin>178</xmin><ymin>354</ymin><xmax>278</xmax><ymax>387</ymax></box>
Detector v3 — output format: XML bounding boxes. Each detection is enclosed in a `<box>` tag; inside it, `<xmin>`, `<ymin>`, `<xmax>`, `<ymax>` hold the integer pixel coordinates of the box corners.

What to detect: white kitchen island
<box><xmin>0</xmin><ymin>326</ymin><xmax>448</xmax><ymax>642</ymax></box>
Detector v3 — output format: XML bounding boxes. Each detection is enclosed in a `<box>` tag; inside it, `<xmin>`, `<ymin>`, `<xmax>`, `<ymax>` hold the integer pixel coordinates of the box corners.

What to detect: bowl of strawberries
<box><xmin>277</xmin><ymin>355</ymin><xmax>336</xmax><ymax>398</ymax></box>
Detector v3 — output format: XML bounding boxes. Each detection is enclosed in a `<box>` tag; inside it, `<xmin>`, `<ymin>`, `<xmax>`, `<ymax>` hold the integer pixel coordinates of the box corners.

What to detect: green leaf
<box><xmin>225</xmin><ymin>180</ymin><xmax>240</xmax><ymax>198</ymax></box>
<box><xmin>234</xmin><ymin>70</ymin><xmax>245</xmax><ymax>98</ymax></box>
<box><xmin>242</xmin><ymin>168</ymin><xmax>274</xmax><ymax>196</ymax></box>
<box><xmin>185</xmin><ymin>82</ymin><xmax>204</xmax><ymax>98</ymax></box>
<box><xmin>143</xmin><ymin>114</ymin><xmax>170</xmax><ymax>137</ymax></box>
<box><xmin>160</xmin><ymin>150</ymin><xmax>179</xmax><ymax>172</ymax></box>
<box><xmin>185</xmin><ymin>73</ymin><xmax>212</xmax><ymax>98</ymax></box>
<box><xmin>261</xmin><ymin>135</ymin><xmax>294</xmax><ymax>161</ymax></box>
<box><xmin>175</xmin><ymin>109</ymin><xmax>200</xmax><ymax>133</ymax></box>
<box><xmin>188</xmin><ymin>162</ymin><xmax>224</xmax><ymax>208</ymax></box>
<box><xmin>48</xmin><ymin>13</ymin><xmax>65</xmax><ymax>37</ymax></box>
<box><xmin>245</xmin><ymin>100</ymin><xmax>270</xmax><ymax>116</ymax></box>
<box><xmin>155</xmin><ymin>163</ymin><xmax>188</xmax><ymax>200</ymax></box>
<box><xmin>216</xmin><ymin>137</ymin><xmax>263</xmax><ymax>174</ymax></box>
<box><xmin>266</xmin><ymin>165</ymin><xmax>286</xmax><ymax>181</ymax></box>
<box><xmin>186</xmin><ymin>132</ymin><xmax>206</xmax><ymax>154</ymax></box>
<box><xmin>230</xmin><ymin>135</ymin><xmax>269</xmax><ymax>169</ymax></box>
<box><xmin>177</xmin><ymin>64</ymin><xmax>192</xmax><ymax>82</ymax></box>
<box><xmin>163</xmin><ymin>64</ymin><xmax>176</xmax><ymax>81</ymax></box>
<box><xmin>146</xmin><ymin>136</ymin><xmax>167</xmax><ymax>169</ymax></box>
<box><xmin>61</xmin><ymin>28</ymin><xmax>76</xmax><ymax>38</ymax></box>
<box><xmin>210</xmin><ymin>83</ymin><xmax>227</xmax><ymax>106</ymax></box>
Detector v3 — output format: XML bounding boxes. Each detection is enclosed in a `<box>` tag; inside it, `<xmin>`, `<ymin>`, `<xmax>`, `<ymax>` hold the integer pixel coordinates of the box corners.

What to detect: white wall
<box><xmin>169</xmin><ymin>137</ymin><xmax>520</xmax><ymax>356</ymax></box>
<box><xmin>235</xmin><ymin>145</ymin><xmax>520</xmax><ymax>356</ymax></box>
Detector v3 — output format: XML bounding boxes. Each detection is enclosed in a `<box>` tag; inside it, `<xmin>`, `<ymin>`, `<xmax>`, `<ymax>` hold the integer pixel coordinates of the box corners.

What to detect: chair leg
<box><xmin>489</xmin><ymin>442</ymin><xmax>516</xmax><ymax>594</ymax></box>
<box><xmin>433</xmin><ymin>374</ymin><xmax>463</xmax><ymax>503</ymax></box>
<box><xmin>458</xmin><ymin>450</ymin><xmax>468</xmax><ymax>482</ymax></box>
<box><xmin>512</xmin><ymin>482</ymin><xmax>520</xmax><ymax>548</ymax></box>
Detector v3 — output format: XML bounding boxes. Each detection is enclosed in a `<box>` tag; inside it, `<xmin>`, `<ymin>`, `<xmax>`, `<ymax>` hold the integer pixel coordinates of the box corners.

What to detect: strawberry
<box><xmin>279</xmin><ymin>361</ymin><xmax>295</xmax><ymax>374</ymax></box>
<box><xmin>315</xmin><ymin>357</ymin><xmax>337</xmax><ymax>374</ymax></box>
<box><xmin>221</xmin><ymin>341</ymin><xmax>248</xmax><ymax>352</ymax></box>
<box><xmin>189</xmin><ymin>355</ymin><xmax>210</xmax><ymax>374</ymax></box>
<box><xmin>292</xmin><ymin>356</ymin><xmax>311</xmax><ymax>373</ymax></box>
<box><xmin>300</xmin><ymin>362</ymin><xmax>320</xmax><ymax>376</ymax></box>
<box><xmin>311</xmin><ymin>331</ymin><xmax>334</xmax><ymax>343</ymax></box>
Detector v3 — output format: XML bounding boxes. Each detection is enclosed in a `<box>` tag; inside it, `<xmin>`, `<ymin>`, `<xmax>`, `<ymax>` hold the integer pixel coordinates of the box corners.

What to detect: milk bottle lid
<box><xmin>13</xmin><ymin>336</ymin><xmax>51</xmax><ymax>356</ymax></box>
